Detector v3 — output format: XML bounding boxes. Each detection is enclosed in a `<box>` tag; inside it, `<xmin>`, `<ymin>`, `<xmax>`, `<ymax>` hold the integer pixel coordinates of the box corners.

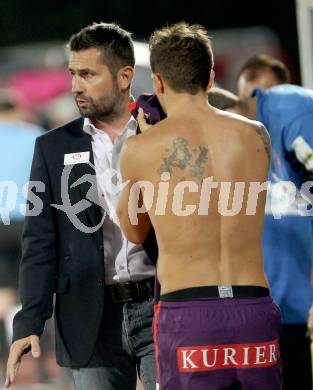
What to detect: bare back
<box><xmin>134</xmin><ymin>105</ymin><xmax>270</xmax><ymax>294</ymax></box>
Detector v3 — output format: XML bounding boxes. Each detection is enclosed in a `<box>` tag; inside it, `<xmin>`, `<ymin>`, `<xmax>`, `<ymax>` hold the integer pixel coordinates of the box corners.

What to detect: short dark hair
<box><xmin>149</xmin><ymin>22</ymin><xmax>213</xmax><ymax>95</ymax></box>
<box><xmin>237</xmin><ymin>54</ymin><xmax>290</xmax><ymax>84</ymax></box>
<box><xmin>208</xmin><ymin>87</ymin><xmax>239</xmax><ymax>111</ymax></box>
<box><xmin>68</xmin><ymin>22</ymin><xmax>135</xmax><ymax>73</ymax></box>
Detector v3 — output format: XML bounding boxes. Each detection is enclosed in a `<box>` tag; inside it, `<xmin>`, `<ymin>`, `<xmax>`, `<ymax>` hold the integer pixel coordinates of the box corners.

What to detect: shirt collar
<box><xmin>83</xmin><ymin>115</ymin><xmax>137</xmax><ymax>137</ymax></box>
<box><xmin>251</xmin><ymin>88</ymin><xmax>265</xmax><ymax>123</ymax></box>
<box><xmin>251</xmin><ymin>87</ymin><xmax>262</xmax><ymax>99</ymax></box>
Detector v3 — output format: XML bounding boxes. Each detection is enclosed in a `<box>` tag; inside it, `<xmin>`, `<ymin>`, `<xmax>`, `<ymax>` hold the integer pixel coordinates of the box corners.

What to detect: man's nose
<box><xmin>72</xmin><ymin>76</ymin><xmax>84</xmax><ymax>94</ymax></box>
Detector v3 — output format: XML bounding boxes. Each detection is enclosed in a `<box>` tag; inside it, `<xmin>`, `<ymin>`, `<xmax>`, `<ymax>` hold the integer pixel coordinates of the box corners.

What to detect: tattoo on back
<box><xmin>255</xmin><ymin>125</ymin><xmax>271</xmax><ymax>160</ymax></box>
<box><xmin>158</xmin><ymin>137</ymin><xmax>209</xmax><ymax>178</ymax></box>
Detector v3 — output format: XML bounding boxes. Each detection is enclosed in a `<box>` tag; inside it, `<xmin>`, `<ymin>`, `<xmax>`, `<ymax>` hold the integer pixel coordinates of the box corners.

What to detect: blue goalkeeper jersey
<box><xmin>255</xmin><ymin>84</ymin><xmax>313</xmax><ymax>323</ymax></box>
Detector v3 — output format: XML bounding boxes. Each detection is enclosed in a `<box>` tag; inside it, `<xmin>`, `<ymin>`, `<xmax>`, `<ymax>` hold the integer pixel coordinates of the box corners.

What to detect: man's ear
<box><xmin>152</xmin><ymin>73</ymin><xmax>165</xmax><ymax>94</ymax></box>
<box><xmin>118</xmin><ymin>66</ymin><xmax>134</xmax><ymax>92</ymax></box>
<box><xmin>208</xmin><ymin>69</ymin><xmax>215</xmax><ymax>90</ymax></box>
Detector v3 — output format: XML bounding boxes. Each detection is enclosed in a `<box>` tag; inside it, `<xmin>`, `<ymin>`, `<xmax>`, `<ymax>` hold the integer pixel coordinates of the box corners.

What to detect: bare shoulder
<box><xmin>121</xmin><ymin>133</ymin><xmax>140</xmax><ymax>149</ymax></box>
<box><xmin>213</xmin><ymin>109</ymin><xmax>271</xmax><ymax>160</ymax></box>
<box><xmin>213</xmin><ymin>108</ymin><xmax>255</xmax><ymax>129</ymax></box>
<box><xmin>119</xmin><ymin>135</ymin><xmax>147</xmax><ymax>182</ymax></box>
<box><xmin>120</xmin><ymin>134</ymin><xmax>138</xmax><ymax>158</ymax></box>
<box><xmin>235</xmin><ymin>115</ymin><xmax>271</xmax><ymax>160</ymax></box>
<box><xmin>119</xmin><ymin>135</ymin><xmax>141</xmax><ymax>172</ymax></box>
<box><xmin>143</xmin><ymin>117</ymin><xmax>171</xmax><ymax>134</ymax></box>
<box><xmin>120</xmin><ymin>129</ymin><xmax>156</xmax><ymax>177</ymax></box>
<box><xmin>130</xmin><ymin>118</ymin><xmax>171</xmax><ymax>150</ymax></box>
<box><xmin>249</xmin><ymin>120</ymin><xmax>271</xmax><ymax>160</ymax></box>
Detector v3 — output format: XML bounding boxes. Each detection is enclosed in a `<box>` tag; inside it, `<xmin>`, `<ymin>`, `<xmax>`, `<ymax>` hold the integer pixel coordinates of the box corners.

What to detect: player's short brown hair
<box><xmin>149</xmin><ymin>22</ymin><xmax>213</xmax><ymax>95</ymax></box>
<box><xmin>237</xmin><ymin>54</ymin><xmax>290</xmax><ymax>84</ymax></box>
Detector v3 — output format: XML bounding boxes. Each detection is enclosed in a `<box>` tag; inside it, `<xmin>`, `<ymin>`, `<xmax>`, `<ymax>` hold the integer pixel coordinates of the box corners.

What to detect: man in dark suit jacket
<box><xmin>5</xmin><ymin>22</ymin><xmax>158</xmax><ymax>390</ymax></box>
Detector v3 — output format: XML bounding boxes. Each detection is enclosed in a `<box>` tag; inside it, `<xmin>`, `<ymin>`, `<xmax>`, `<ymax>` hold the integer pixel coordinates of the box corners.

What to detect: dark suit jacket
<box><xmin>12</xmin><ymin>117</ymin><xmax>158</xmax><ymax>367</ymax></box>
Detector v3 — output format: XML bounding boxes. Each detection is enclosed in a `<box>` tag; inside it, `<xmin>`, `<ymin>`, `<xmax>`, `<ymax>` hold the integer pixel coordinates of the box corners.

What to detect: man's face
<box><xmin>68</xmin><ymin>48</ymin><xmax>123</xmax><ymax>121</ymax></box>
<box><xmin>237</xmin><ymin>69</ymin><xmax>279</xmax><ymax>99</ymax></box>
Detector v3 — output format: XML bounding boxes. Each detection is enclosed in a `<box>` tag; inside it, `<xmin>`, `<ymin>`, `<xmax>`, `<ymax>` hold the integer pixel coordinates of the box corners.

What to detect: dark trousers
<box><xmin>280</xmin><ymin>324</ymin><xmax>312</xmax><ymax>390</ymax></box>
<box><xmin>0</xmin><ymin>221</ymin><xmax>23</xmax><ymax>288</ymax></box>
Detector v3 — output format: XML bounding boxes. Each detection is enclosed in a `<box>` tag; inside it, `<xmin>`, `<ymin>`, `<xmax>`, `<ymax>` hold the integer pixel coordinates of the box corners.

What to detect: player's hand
<box><xmin>137</xmin><ymin>107</ymin><xmax>152</xmax><ymax>132</ymax></box>
<box><xmin>5</xmin><ymin>335</ymin><xmax>40</xmax><ymax>388</ymax></box>
<box><xmin>307</xmin><ymin>304</ymin><xmax>313</xmax><ymax>331</ymax></box>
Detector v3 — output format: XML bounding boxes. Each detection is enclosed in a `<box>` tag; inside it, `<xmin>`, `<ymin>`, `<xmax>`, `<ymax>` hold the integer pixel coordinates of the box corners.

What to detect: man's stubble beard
<box><xmin>77</xmin><ymin>80</ymin><xmax>125</xmax><ymax>122</ymax></box>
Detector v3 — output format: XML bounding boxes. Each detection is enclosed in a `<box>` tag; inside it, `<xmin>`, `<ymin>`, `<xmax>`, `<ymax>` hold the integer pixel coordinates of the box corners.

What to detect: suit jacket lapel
<box><xmin>67</xmin><ymin>119</ymin><xmax>103</xmax><ymax>234</ymax></box>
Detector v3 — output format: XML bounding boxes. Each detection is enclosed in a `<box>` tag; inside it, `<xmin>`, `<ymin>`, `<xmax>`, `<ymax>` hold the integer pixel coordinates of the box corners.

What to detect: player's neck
<box><xmin>164</xmin><ymin>91</ymin><xmax>209</xmax><ymax>117</ymax></box>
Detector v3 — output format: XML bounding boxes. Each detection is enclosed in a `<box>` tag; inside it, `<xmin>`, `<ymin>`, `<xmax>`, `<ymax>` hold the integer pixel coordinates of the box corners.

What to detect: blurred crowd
<box><xmin>0</xmin><ymin>75</ymin><xmax>76</xmax><ymax>389</ymax></box>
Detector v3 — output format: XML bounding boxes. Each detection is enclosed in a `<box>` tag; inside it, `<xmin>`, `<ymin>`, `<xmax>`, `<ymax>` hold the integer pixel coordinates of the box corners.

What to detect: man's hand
<box><xmin>5</xmin><ymin>335</ymin><xmax>40</xmax><ymax>388</ymax></box>
<box><xmin>137</xmin><ymin>107</ymin><xmax>152</xmax><ymax>133</ymax></box>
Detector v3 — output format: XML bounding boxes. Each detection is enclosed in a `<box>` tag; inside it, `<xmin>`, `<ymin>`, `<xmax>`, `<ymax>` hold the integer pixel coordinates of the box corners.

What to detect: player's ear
<box><xmin>152</xmin><ymin>73</ymin><xmax>164</xmax><ymax>94</ymax></box>
<box><xmin>117</xmin><ymin>66</ymin><xmax>134</xmax><ymax>92</ymax></box>
<box><xmin>208</xmin><ymin>69</ymin><xmax>215</xmax><ymax>90</ymax></box>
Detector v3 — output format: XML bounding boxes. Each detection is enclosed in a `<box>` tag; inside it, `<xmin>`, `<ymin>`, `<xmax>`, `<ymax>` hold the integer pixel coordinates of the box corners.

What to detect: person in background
<box><xmin>208</xmin><ymin>87</ymin><xmax>239</xmax><ymax>111</ymax></box>
<box><xmin>0</xmin><ymin>88</ymin><xmax>43</xmax><ymax>377</ymax></box>
<box><xmin>236</xmin><ymin>54</ymin><xmax>291</xmax><ymax>99</ymax></box>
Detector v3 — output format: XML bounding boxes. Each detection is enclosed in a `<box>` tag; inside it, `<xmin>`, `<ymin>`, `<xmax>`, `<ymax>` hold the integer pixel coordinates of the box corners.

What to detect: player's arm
<box><xmin>117</xmin><ymin>136</ymin><xmax>152</xmax><ymax>244</ymax></box>
<box><xmin>284</xmin><ymin>115</ymin><xmax>313</xmax><ymax>178</ymax></box>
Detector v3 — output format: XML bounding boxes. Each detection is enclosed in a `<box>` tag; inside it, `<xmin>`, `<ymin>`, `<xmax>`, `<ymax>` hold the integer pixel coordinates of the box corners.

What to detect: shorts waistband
<box><xmin>160</xmin><ymin>285</ymin><xmax>269</xmax><ymax>301</ymax></box>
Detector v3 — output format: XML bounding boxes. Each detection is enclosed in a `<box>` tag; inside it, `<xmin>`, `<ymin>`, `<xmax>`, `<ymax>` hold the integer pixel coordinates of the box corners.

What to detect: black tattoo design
<box><xmin>158</xmin><ymin>138</ymin><xmax>209</xmax><ymax>179</ymax></box>
<box><xmin>190</xmin><ymin>146</ymin><xmax>209</xmax><ymax>178</ymax></box>
<box><xmin>158</xmin><ymin>138</ymin><xmax>192</xmax><ymax>175</ymax></box>
<box><xmin>255</xmin><ymin>125</ymin><xmax>271</xmax><ymax>160</ymax></box>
